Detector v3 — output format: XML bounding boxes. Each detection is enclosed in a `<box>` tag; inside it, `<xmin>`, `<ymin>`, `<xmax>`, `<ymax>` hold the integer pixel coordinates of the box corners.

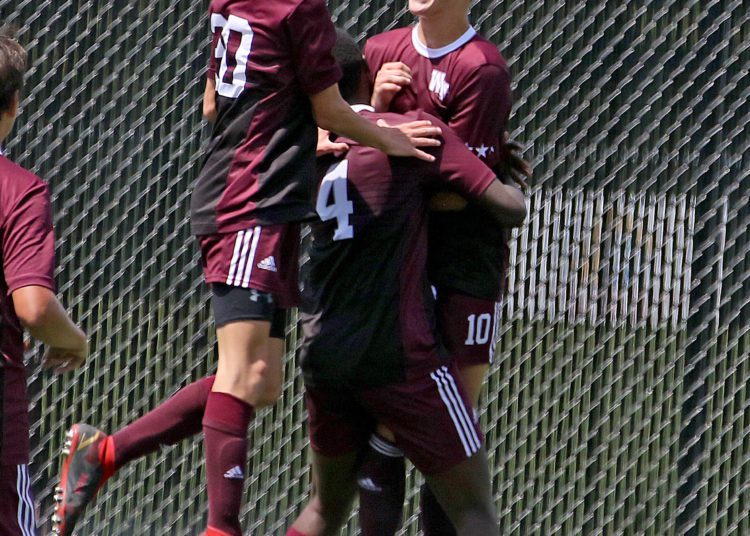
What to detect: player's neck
<box><xmin>416</xmin><ymin>16</ymin><xmax>471</xmax><ymax>49</ymax></box>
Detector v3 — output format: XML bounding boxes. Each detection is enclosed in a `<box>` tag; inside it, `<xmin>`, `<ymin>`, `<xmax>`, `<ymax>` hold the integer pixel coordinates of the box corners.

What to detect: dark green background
<box><xmin>1</xmin><ymin>1</ymin><xmax>748</xmax><ymax>534</ymax></box>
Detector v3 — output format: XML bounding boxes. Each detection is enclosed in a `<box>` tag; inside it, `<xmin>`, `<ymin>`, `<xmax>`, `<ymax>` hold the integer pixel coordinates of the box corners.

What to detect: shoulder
<box><xmin>365</xmin><ymin>27</ymin><xmax>412</xmax><ymax>54</ymax></box>
<box><xmin>289</xmin><ymin>0</ymin><xmax>328</xmax><ymax>15</ymax></box>
<box><xmin>0</xmin><ymin>157</ymin><xmax>49</xmax><ymax>216</ymax></box>
<box><xmin>456</xmin><ymin>34</ymin><xmax>508</xmax><ymax>72</ymax></box>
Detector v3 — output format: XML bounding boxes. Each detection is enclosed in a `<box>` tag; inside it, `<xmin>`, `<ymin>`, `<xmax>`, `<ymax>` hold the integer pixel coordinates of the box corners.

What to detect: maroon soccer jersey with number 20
<box><xmin>300</xmin><ymin>107</ymin><xmax>497</xmax><ymax>389</ymax></box>
<box><xmin>0</xmin><ymin>152</ymin><xmax>56</xmax><ymax>465</ymax></box>
<box><xmin>191</xmin><ymin>0</ymin><xmax>342</xmax><ymax>236</ymax></box>
<box><xmin>365</xmin><ymin>26</ymin><xmax>513</xmax><ymax>301</ymax></box>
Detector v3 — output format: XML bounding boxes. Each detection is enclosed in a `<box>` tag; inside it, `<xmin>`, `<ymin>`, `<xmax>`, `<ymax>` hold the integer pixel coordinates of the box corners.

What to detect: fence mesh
<box><xmin>2</xmin><ymin>0</ymin><xmax>748</xmax><ymax>534</ymax></box>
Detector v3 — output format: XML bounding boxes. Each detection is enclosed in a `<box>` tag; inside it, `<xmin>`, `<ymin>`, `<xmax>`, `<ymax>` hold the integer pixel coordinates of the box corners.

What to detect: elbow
<box><xmin>203</xmin><ymin>103</ymin><xmax>218</xmax><ymax>123</ymax></box>
<box><xmin>16</xmin><ymin>295</ymin><xmax>54</xmax><ymax>331</ymax></box>
<box><xmin>507</xmin><ymin>199</ymin><xmax>528</xmax><ymax>227</ymax></box>
<box><xmin>501</xmin><ymin>188</ymin><xmax>528</xmax><ymax>227</ymax></box>
<box><xmin>13</xmin><ymin>286</ymin><xmax>58</xmax><ymax>332</ymax></box>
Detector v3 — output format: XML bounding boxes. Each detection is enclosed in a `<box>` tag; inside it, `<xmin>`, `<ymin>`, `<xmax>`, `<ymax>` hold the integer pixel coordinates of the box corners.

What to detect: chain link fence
<box><xmin>2</xmin><ymin>0</ymin><xmax>748</xmax><ymax>534</ymax></box>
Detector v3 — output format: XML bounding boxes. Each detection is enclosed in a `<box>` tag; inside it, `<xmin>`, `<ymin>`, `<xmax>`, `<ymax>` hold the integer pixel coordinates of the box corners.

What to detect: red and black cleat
<box><xmin>52</xmin><ymin>424</ymin><xmax>111</xmax><ymax>536</ymax></box>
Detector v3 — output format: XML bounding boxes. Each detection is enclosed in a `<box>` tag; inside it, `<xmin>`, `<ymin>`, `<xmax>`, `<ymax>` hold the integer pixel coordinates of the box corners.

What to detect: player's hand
<box><xmin>317</xmin><ymin>128</ymin><xmax>349</xmax><ymax>157</ymax></box>
<box><xmin>501</xmin><ymin>131</ymin><xmax>532</xmax><ymax>191</ymax></box>
<box><xmin>376</xmin><ymin>119</ymin><xmax>442</xmax><ymax>149</ymax></box>
<box><xmin>42</xmin><ymin>339</ymin><xmax>88</xmax><ymax>375</ymax></box>
<box><xmin>379</xmin><ymin>125</ymin><xmax>439</xmax><ymax>162</ymax></box>
<box><xmin>429</xmin><ymin>191</ymin><xmax>468</xmax><ymax>211</ymax></box>
<box><xmin>372</xmin><ymin>62</ymin><xmax>412</xmax><ymax>112</ymax></box>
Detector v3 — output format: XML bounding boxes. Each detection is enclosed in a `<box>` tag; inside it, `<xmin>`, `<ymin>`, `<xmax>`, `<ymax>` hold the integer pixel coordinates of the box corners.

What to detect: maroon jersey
<box><xmin>300</xmin><ymin>107</ymin><xmax>496</xmax><ymax>389</ymax></box>
<box><xmin>191</xmin><ymin>0</ymin><xmax>342</xmax><ymax>235</ymax></box>
<box><xmin>0</xmin><ymin>151</ymin><xmax>56</xmax><ymax>464</ymax></box>
<box><xmin>365</xmin><ymin>26</ymin><xmax>512</xmax><ymax>300</ymax></box>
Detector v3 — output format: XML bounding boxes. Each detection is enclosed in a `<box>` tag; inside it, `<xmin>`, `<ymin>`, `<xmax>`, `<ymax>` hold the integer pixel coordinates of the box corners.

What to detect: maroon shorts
<box><xmin>435</xmin><ymin>287</ymin><xmax>499</xmax><ymax>367</ymax></box>
<box><xmin>198</xmin><ymin>223</ymin><xmax>300</xmax><ymax>308</ymax></box>
<box><xmin>305</xmin><ymin>364</ymin><xmax>483</xmax><ymax>475</ymax></box>
<box><xmin>0</xmin><ymin>464</ymin><xmax>36</xmax><ymax>535</ymax></box>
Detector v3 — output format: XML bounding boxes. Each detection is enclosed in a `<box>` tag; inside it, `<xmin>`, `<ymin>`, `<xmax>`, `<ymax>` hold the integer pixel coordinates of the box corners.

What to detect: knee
<box><xmin>247</xmin><ymin>359</ymin><xmax>283</xmax><ymax>408</ymax></box>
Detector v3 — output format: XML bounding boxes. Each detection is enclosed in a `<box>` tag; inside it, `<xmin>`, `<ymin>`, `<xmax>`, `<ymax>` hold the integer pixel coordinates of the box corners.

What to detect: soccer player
<box><xmin>0</xmin><ymin>30</ymin><xmax>88</xmax><ymax>536</ymax></box>
<box><xmin>286</xmin><ymin>29</ymin><xmax>526</xmax><ymax>536</ymax></box>
<box><xmin>52</xmin><ymin>2</ymin><xmax>440</xmax><ymax>535</ymax></box>
<box><xmin>357</xmin><ymin>1</ymin><xmax>531</xmax><ymax>532</ymax></box>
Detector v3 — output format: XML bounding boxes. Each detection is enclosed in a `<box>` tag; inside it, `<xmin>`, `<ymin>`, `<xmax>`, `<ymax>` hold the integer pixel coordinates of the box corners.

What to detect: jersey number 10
<box><xmin>211</xmin><ymin>14</ymin><xmax>254</xmax><ymax>99</ymax></box>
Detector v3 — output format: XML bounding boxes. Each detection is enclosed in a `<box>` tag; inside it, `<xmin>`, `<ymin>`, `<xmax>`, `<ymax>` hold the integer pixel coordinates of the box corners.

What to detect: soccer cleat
<box><xmin>53</xmin><ymin>424</ymin><xmax>112</xmax><ymax>536</ymax></box>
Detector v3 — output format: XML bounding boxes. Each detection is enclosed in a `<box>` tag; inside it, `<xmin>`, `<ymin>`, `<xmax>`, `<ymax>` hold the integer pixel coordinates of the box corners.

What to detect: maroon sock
<box><xmin>357</xmin><ymin>434</ymin><xmax>406</xmax><ymax>536</ymax></box>
<box><xmin>421</xmin><ymin>483</ymin><xmax>456</xmax><ymax>536</ymax></box>
<box><xmin>110</xmin><ymin>376</ymin><xmax>215</xmax><ymax>468</ymax></box>
<box><xmin>203</xmin><ymin>391</ymin><xmax>254</xmax><ymax>536</ymax></box>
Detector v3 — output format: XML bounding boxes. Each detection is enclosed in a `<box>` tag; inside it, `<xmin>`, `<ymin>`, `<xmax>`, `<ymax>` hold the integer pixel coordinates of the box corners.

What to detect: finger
<box><xmin>23</xmin><ymin>338</ymin><xmax>33</xmax><ymax>352</ymax></box>
<box><xmin>375</xmin><ymin>82</ymin><xmax>404</xmax><ymax>94</ymax></box>
<box><xmin>376</xmin><ymin>118</ymin><xmax>393</xmax><ymax>128</ymax></box>
<box><xmin>409</xmin><ymin>137</ymin><xmax>443</xmax><ymax>147</ymax></box>
<box><xmin>56</xmin><ymin>359</ymin><xmax>83</xmax><ymax>374</ymax></box>
<box><xmin>378</xmin><ymin>74</ymin><xmax>411</xmax><ymax>86</ymax></box>
<box><xmin>412</xmin><ymin>148</ymin><xmax>436</xmax><ymax>162</ymax></box>
<box><xmin>506</xmin><ymin>141</ymin><xmax>524</xmax><ymax>152</ymax></box>
<box><xmin>407</xmin><ymin>126</ymin><xmax>442</xmax><ymax>137</ymax></box>
<box><xmin>383</xmin><ymin>62</ymin><xmax>412</xmax><ymax>76</ymax></box>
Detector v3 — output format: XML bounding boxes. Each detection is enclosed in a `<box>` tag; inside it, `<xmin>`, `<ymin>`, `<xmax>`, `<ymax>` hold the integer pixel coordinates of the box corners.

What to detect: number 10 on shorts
<box><xmin>465</xmin><ymin>313</ymin><xmax>492</xmax><ymax>345</ymax></box>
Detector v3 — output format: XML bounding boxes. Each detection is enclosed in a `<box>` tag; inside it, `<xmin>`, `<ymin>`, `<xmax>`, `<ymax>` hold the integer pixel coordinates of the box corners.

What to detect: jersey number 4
<box><xmin>211</xmin><ymin>14</ymin><xmax>254</xmax><ymax>99</ymax></box>
<box><xmin>317</xmin><ymin>160</ymin><xmax>354</xmax><ymax>240</ymax></box>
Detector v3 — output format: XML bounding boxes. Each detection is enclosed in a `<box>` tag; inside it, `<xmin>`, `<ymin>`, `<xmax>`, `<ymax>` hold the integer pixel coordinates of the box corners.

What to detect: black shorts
<box><xmin>211</xmin><ymin>283</ymin><xmax>287</xmax><ymax>339</ymax></box>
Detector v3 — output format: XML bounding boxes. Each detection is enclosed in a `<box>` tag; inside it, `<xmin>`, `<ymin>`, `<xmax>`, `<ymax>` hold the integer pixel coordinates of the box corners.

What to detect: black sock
<box><xmin>357</xmin><ymin>434</ymin><xmax>406</xmax><ymax>536</ymax></box>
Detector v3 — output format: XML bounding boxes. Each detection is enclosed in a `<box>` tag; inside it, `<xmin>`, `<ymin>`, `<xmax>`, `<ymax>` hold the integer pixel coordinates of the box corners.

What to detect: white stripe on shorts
<box><xmin>430</xmin><ymin>367</ymin><xmax>481</xmax><ymax>457</ymax></box>
<box><xmin>231</xmin><ymin>229</ymin><xmax>254</xmax><ymax>287</ymax></box>
<box><xmin>16</xmin><ymin>464</ymin><xmax>36</xmax><ymax>536</ymax></box>
<box><xmin>226</xmin><ymin>230</ymin><xmax>246</xmax><ymax>285</ymax></box>
<box><xmin>241</xmin><ymin>226</ymin><xmax>262</xmax><ymax>287</ymax></box>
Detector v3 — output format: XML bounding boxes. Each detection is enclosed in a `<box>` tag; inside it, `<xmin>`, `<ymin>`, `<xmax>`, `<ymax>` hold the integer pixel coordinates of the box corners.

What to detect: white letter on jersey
<box><xmin>429</xmin><ymin>70</ymin><xmax>450</xmax><ymax>101</ymax></box>
<box><xmin>317</xmin><ymin>160</ymin><xmax>354</xmax><ymax>241</ymax></box>
<box><xmin>211</xmin><ymin>14</ymin><xmax>254</xmax><ymax>99</ymax></box>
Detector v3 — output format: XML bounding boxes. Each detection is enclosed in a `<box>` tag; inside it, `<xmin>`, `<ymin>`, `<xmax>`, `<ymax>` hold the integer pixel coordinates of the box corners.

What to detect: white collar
<box><xmin>411</xmin><ymin>24</ymin><xmax>477</xmax><ymax>59</ymax></box>
<box><xmin>351</xmin><ymin>104</ymin><xmax>376</xmax><ymax>113</ymax></box>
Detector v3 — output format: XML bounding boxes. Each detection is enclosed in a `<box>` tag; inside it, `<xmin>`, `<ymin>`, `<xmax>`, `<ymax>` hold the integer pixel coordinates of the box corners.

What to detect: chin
<box><xmin>408</xmin><ymin>0</ymin><xmax>436</xmax><ymax>17</ymax></box>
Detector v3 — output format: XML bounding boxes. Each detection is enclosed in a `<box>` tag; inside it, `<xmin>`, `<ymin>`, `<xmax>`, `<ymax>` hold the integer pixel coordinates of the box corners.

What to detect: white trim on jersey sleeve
<box><xmin>351</xmin><ymin>104</ymin><xmax>376</xmax><ymax>113</ymax></box>
<box><xmin>411</xmin><ymin>24</ymin><xmax>478</xmax><ymax>59</ymax></box>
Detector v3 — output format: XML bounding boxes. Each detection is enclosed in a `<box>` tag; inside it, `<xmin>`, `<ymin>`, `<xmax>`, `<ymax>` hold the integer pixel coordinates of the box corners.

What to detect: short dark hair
<box><xmin>0</xmin><ymin>26</ymin><xmax>27</xmax><ymax>113</ymax></box>
<box><xmin>332</xmin><ymin>28</ymin><xmax>365</xmax><ymax>103</ymax></box>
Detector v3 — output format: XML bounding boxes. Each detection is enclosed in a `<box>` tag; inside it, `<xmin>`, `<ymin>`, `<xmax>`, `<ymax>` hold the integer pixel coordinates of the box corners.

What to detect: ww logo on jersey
<box><xmin>429</xmin><ymin>70</ymin><xmax>450</xmax><ymax>101</ymax></box>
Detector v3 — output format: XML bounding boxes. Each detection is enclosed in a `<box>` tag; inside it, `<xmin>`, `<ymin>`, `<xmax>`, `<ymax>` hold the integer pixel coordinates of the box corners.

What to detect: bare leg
<box><xmin>424</xmin><ymin>447</ymin><xmax>497</xmax><ymax>536</ymax></box>
<box><xmin>289</xmin><ymin>450</ymin><xmax>360</xmax><ymax>536</ymax></box>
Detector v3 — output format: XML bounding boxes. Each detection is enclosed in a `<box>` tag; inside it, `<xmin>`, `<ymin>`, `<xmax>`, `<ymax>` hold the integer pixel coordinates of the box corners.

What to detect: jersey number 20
<box><xmin>317</xmin><ymin>160</ymin><xmax>354</xmax><ymax>241</ymax></box>
<box><xmin>211</xmin><ymin>14</ymin><xmax>253</xmax><ymax>99</ymax></box>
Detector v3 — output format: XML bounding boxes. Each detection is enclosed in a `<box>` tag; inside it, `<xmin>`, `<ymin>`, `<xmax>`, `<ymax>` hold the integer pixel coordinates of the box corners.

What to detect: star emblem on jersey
<box><xmin>465</xmin><ymin>143</ymin><xmax>495</xmax><ymax>159</ymax></box>
<box><xmin>224</xmin><ymin>466</ymin><xmax>245</xmax><ymax>480</ymax></box>
<box><xmin>257</xmin><ymin>256</ymin><xmax>278</xmax><ymax>272</ymax></box>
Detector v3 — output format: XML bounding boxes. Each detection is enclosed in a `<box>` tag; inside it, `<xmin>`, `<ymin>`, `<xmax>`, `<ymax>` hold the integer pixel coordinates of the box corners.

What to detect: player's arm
<box><xmin>475</xmin><ymin>180</ymin><xmax>527</xmax><ymax>227</ymax></box>
<box><xmin>433</xmin><ymin>114</ymin><xmax>527</xmax><ymax>226</ymax></box>
<box><xmin>310</xmin><ymin>84</ymin><xmax>438</xmax><ymax>162</ymax></box>
<box><xmin>12</xmin><ymin>286</ymin><xmax>88</xmax><ymax>372</ymax></box>
<box><xmin>3</xmin><ymin>183</ymin><xmax>88</xmax><ymax>373</ymax></box>
<box><xmin>203</xmin><ymin>78</ymin><xmax>217</xmax><ymax>123</ymax></box>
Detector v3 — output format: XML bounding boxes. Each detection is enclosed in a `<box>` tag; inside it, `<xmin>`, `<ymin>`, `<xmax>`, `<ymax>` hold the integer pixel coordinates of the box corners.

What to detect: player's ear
<box><xmin>1</xmin><ymin>90</ymin><xmax>19</xmax><ymax>120</ymax></box>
